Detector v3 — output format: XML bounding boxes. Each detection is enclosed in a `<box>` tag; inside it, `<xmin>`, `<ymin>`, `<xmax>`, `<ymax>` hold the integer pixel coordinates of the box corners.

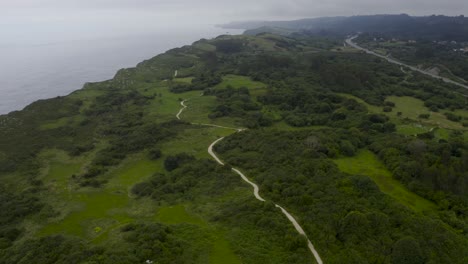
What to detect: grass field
<box><xmin>386</xmin><ymin>96</ymin><xmax>466</xmax><ymax>130</ymax></box>
<box><xmin>156</xmin><ymin>205</ymin><xmax>206</xmax><ymax>226</ymax></box>
<box><xmin>155</xmin><ymin>205</ymin><xmax>240</xmax><ymax>264</ymax></box>
<box><xmin>180</xmin><ymin>96</ymin><xmax>243</xmax><ymax>128</ymax></box>
<box><xmin>23</xmin><ymin>72</ymin><xmax>324</xmax><ymax>263</ymax></box>
<box><xmin>33</xmin><ymin>79</ymin><xmax>248</xmax><ymax>262</ymax></box>
<box><xmin>215</xmin><ymin>75</ymin><xmax>268</xmax><ymax>99</ymax></box>
<box><xmin>339</xmin><ymin>93</ymin><xmax>468</xmax><ymax>137</ymax></box>
<box><xmin>39</xmin><ymin>115</ymin><xmax>85</xmax><ymax>130</ymax></box>
<box><xmin>210</xmin><ymin>235</ymin><xmax>242</xmax><ymax>264</ymax></box>
<box><xmin>174</xmin><ymin>77</ymin><xmax>194</xmax><ymax>84</ymax></box>
<box><xmin>334</xmin><ymin>150</ymin><xmax>437</xmax><ymax>212</ymax></box>
<box><xmin>396</xmin><ymin>124</ymin><xmax>431</xmax><ymax>136</ymax></box>
<box><xmin>337</xmin><ymin>93</ymin><xmax>381</xmax><ymax>113</ymax></box>
<box><xmin>142</xmin><ymin>85</ymin><xmax>202</xmax><ymax>122</ymax></box>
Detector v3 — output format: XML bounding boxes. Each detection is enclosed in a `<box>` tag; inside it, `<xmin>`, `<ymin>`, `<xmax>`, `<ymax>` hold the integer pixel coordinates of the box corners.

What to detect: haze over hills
<box><xmin>222</xmin><ymin>14</ymin><xmax>468</xmax><ymax>40</ymax></box>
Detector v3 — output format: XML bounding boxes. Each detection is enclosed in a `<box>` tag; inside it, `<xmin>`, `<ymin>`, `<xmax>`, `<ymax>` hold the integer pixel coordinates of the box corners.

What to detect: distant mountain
<box><xmin>222</xmin><ymin>14</ymin><xmax>468</xmax><ymax>41</ymax></box>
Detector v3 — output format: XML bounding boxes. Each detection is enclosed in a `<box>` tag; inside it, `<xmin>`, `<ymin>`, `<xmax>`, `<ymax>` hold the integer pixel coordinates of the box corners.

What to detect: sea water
<box><xmin>0</xmin><ymin>24</ymin><xmax>241</xmax><ymax>114</ymax></box>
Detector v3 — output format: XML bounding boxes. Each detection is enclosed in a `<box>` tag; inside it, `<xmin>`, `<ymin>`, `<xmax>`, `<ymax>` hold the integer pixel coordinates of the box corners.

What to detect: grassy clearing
<box><xmin>396</xmin><ymin>124</ymin><xmax>431</xmax><ymax>136</ymax></box>
<box><xmin>337</xmin><ymin>93</ymin><xmax>381</xmax><ymax>113</ymax></box>
<box><xmin>334</xmin><ymin>150</ymin><xmax>437</xmax><ymax>212</ymax></box>
<box><xmin>106</xmin><ymin>156</ymin><xmax>161</xmax><ymax>192</ymax></box>
<box><xmin>180</xmin><ymin>96</ymin><xmax>242</xmax><ymax>128</ymax></box>
<box><xmin>193</xmin><ymin>42</ymin><xmax>217</xmax><ymax>52</ymax></box>
<box><xmin>215</xmin><ymin>74</ymin><xmax>268</xmax><ymax>100</ymax></box>
<box><xmin>386</xmin><ymin>96</ymin><xmax>465</xmax><ymax>130</ymax></box>
<box><xmin>161</xmin><ymin>126</ymin><xmax>233</xmax><ymax>159</ymax></box>
<box><xmin>339</xmin><ymin>93</ymin><xmax>467</xmax><ymax>134</ymax></box>
<box><xmin>143</xmin><ymin>84</ymin><xmax>202</xmax><ymax>122</ymax></box>
<box><xmin>155</xmin><ymin>204</ymin><xmax>241</xmax><ymax>264</ymax></box>
<box><xmin>39</xmin><ymin>115</ymin><xmax>85</xmax><ymax>130</ymax></box>
<box><xmin>210</xmin><ymin>235</ymin><xmax>242</xmax><ymax>264</ymax></box>
<box><xmin>68</xmin><ymin>87</ymin><xmax>106</xmax><ymax>113</ymax></box>
<box><xmin>39</xmin><ymin>149</ymin><xmax>88</xmax><ymax>190</ymax></box>
<box><xmin>39</xmin><ymin>191</ymin><xmax>131</xmax><ymax>238</ymax></box>
<box><xmin>39</xmin><ymin>152</ymin><xmax>161</xmax><ymax>239</ymax></box>
<box><xmin>155</xmin><ymin>205</ymin><xmax>205</xmax><ymax>226</ymax></box>
<box><xmin>215</xmin><ymin>74</ymin><xmax>269</xmax><ymax>101</ymax></box>
<box><xmin>44</xmin><ymin>162</ymin><xmax>82</xmax><ymax>191</ymax></box>
<box><xmin>173</xmin><ymin>77</ymin><xmax>194</xmax><ymax>84</ymax></box>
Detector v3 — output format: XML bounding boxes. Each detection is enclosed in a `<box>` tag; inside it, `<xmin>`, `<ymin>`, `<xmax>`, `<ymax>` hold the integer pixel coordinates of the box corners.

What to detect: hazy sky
<box><xmin>1</xmin><ymin>0</ymin><xmax>467</xmax><ymax>44</ymax></box>
<box><xmin>1</xmin><ymin>0</ymin><xmax>467</xmax><ymax>22</ymax></box>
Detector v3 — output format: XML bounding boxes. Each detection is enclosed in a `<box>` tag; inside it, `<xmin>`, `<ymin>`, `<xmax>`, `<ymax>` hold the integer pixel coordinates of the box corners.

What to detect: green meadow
<box><xmin>339</xmin><ymin>93</ymin><xmax>467</xmax><ymax>137</ymax></box>
<box><xmin>334</xmin><ymin>150</ymin><xmax>437</xmax><ymax>212</ymax></box>
<box><xmin>32</xmin><ymin>77</ymin><xmax>270</xmax><ymax>262</ymax></box>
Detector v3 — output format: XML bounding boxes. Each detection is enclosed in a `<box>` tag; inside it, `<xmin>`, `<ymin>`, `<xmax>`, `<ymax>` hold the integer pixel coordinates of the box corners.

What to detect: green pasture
<box><xmin>334</xmin><ymin>150</ymin><xmax>437</xmax><ymax>212</ymax></box>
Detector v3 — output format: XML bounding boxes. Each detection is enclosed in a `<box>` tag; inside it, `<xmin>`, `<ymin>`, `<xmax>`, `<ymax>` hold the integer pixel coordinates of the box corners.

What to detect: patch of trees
<box><xmin>205</xmin><ymin>86</ymin><xmax>272</xmax><ymax>128</ymax></box>
<box><xmin>164</xmin><ymin>153</ymin><xmax>195</xmax><ymax>171</ymax></box>
<box><xmin>132</xmin><ymin>157</ymin><xmax>237</xmax><ymax>200</ymax></box>
<box><xmin>369</xmin><ymin>132</ymin><xmax>468</xmax><ymax>213</ymax></box>
<box><xmin>170</xmin><ymin>72</ymin><xmax>222</xmax><ymax>93</ymax></box>
<box><xmin>79</xmin><ymin>120</ymin><xmax>185</xmax><ymax>187</ymax></box>
<box><xmin>84</xmin><ymin>90</ymin><xmax>150</xmax><ymax>117</ymax></box>
<box><xmin>131</xmin><ymin>156</ymin><xmax>314</xmax><ymax>263</ymax></box>
<box><xmin>0</xmin><ymin>223</ymin><xmax>198</xmax><ymax>264</ymax></box>
<box><xmin>0</xmin><ymin>186</ymin><xmax>44</xmax><ymax>249</ymax></box>
<box><xmin>444</xmin><ymin>112</ymin><xmax>463</xmax><ymax>122</ymax></box>
<box><xmin>213</xmin><ymin>39</ymin><xmax>246</xmax><ymax>53</ymax></box>
<box><xmin>215</xmin><ymin>129</ymin><xmax>468</xmax><ymax>263</ymax></box>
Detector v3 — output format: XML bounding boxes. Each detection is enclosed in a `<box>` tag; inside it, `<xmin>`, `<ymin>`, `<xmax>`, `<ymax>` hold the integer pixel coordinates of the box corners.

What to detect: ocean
<box><xmin>0</xmin><ymin>25</ymin><xmax>242</xmax><ymax>114</ymax></box>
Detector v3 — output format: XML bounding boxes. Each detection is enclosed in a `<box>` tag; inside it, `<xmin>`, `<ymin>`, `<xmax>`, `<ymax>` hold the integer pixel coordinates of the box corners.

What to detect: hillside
<box><xmin>224</xmin><ymin>14</ymin><xmax>468</xmax><ymax>41</ymax></box>
<box><xmin>0</xmin><ymin>33</ymin><xmax>467</xmax><ymax>263</ymax></box>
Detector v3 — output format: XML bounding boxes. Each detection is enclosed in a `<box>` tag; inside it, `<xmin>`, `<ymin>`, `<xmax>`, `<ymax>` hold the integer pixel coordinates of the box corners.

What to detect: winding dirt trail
<box><xmin>176</xmin><ymin>100</ymin><xmax>188</xmax><ymax>120</ymax></box>
<box><xmin>177</xmin><ymin>97</ymin><xmax>323</xmax><ymax>264</ymax></box>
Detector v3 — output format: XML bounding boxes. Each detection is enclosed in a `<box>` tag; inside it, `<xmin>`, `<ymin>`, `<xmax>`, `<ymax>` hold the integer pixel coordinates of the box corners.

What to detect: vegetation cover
<box><xmin>0</xmin><ymin>30</ymin><xmax>467</xmax><ymax>263</ymax></box>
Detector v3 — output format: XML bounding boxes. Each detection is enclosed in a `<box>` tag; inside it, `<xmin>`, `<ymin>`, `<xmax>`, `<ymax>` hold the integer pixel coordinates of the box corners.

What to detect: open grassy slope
<box><xmin>334</xmin><ymin>150</ymin><xmax>437</xmax><ymax>212</ymax></box>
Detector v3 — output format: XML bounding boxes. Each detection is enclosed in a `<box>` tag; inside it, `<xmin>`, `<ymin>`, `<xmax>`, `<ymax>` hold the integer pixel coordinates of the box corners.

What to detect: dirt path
<box><xmin>176</xmin><ymin>100</ymin><xmax>188</xmax><ymax>120</ymax></box>
<box><xmin>177</xmin><ymin>96</ymin><xmax>323</xmax><ymax>264</ymax></box>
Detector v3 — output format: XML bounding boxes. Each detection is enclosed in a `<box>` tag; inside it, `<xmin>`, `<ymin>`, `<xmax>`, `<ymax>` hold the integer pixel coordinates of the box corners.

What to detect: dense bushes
<box><xmin>0</xmin><ymin>223</ymin><xmax>196</xmax><ymax>264</ymax></box>
<box><xmin>0</xmin><ymin>186</ymin><xmax>44</xmax><ymax>248</ymax></box>
<box><xmin>164</xmin><ymin>153</ymin><xmax>195</xmax><ymax>171</ymax></box>
<box><xmin>213</xmin><ymin>39</ymin><xmax>246</xmax><ymax>53</ymax></box>
<box><xmin>170</xmin><ymin>72</ymin><xmax>222</xmax><ymax>93</ymax></box>
<box><xmin>132</xmin><ymin>157</ymin><xmax>236</xmax><ymax>201</ymax></box>
<box><xmin>215</xmin><ymin>129</ymin><xmax>468</xmax><ymax>263</ymax></box>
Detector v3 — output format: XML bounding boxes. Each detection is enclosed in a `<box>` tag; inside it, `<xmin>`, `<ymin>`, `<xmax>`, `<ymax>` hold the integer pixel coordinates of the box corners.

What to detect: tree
<box><xmin>391</xmin><ymin>237</ymin><xmax>425</xmax><ymax>264</ymax></box>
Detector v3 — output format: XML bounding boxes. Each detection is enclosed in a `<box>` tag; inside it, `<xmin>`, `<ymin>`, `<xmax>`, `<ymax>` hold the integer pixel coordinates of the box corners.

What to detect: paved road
<box><xmin>177</xmin><ymin>96</ymin><xmax>324</xmax><ymax>264</ymax></box>
<box><xmin>345</xmin><ymin>36</ymin><xmax>468</xmax><ymax>91</ymax></box>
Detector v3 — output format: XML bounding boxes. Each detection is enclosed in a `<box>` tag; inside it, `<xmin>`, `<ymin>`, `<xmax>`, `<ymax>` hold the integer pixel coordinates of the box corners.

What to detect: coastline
<box><xmin>0</xmin><ymin>27</ymin><xmax>243</xmax><ymax>115</ymax></box>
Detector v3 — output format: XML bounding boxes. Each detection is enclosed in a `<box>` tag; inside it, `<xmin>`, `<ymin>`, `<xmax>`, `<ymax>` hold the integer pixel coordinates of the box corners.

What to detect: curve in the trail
<box><xmin>346</xmin><ymin>35</ymin><xmax>468</xmax><ymax>91</ymax></box>
<box><xmin>177</xmin><ymin>100</ymin><xmax>245</xmax><ymax>131</ymax></box>
<box><xmin>208</xmin><ymin>137</ymin><xmax>323</xmax><ymax>264</ymax></box>
<box><xmin>176</xmin><ymin>100</ymin><xmax>188</xmax><ymax>120</ymax></box>
<box><xmin>178</xmin><ymin>97</ymin><xmax>323</xmax><ymax>264</ymax></box>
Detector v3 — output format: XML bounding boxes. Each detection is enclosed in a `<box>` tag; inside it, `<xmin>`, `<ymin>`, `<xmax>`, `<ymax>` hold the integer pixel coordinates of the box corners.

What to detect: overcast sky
<box><xmin>1</xmin><ymin>0</ymin><xmax>467</xmax><ymax>44</ymax></box>
<box><xmin>2</xmin><ymin>0</ymin><xmax>467</xmax><ymax>21</ymax></box>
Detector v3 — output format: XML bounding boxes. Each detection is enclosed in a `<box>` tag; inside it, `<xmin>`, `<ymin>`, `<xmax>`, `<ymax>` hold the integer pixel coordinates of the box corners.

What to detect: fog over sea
<box><xmin>0</xmin><ymin>18</ymin><xmax>242</xmax><ymax>114</ymax></box>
